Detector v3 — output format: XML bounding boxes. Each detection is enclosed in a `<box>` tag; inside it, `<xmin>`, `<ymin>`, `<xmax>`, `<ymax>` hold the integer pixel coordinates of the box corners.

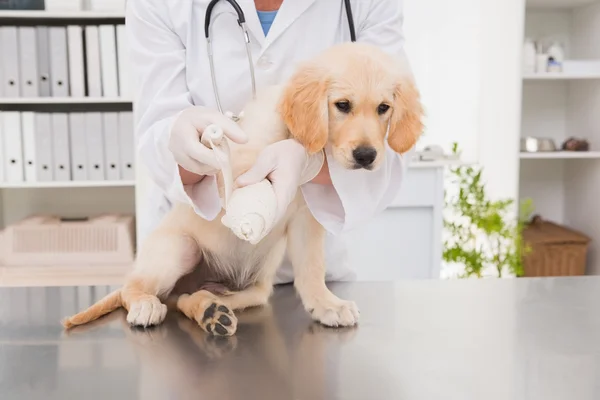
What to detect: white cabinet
<box><xmin>344</xmin><ymin>165</ymin><xmax>444</xmax><ymax>281</ymax></box>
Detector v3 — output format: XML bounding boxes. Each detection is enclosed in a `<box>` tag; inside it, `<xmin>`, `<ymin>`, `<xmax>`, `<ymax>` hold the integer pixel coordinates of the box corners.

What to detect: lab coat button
<box><xmin>257</xmin><ymin>56</ymin><xmax>272</xmax><ymax>69</ymax></box>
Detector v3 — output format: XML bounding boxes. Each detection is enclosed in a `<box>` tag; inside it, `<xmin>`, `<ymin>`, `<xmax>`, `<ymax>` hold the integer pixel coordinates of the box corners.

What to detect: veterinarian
<box><xmin>127</xmin><ymin>0</ymin><xmax>412</xmax><ymax>284</ymax></box>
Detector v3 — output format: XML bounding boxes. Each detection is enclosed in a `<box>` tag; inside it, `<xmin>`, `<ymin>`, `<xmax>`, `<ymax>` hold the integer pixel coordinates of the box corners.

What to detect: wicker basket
<box><xmin>0</xmin><ymin>214</ymin><xmax>136</xmax><ymax>266</ymax></box>
<box><xmin>522</xmin><ymin>215</ymin><xmax>590</xmax><ymax>277</ymax></box>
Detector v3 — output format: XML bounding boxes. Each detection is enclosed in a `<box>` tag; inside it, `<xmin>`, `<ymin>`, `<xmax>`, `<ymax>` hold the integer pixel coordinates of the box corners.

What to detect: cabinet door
<box><xmin>344</xmin><ymin>207</ymin><xmax>436</xmax><ymax>281</ymax></box>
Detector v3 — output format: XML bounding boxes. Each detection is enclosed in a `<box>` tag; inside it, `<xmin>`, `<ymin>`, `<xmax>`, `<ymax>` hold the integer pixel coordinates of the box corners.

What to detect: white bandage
<box><xmin>200</xmin><ymin>125</ymin><xmax>279</xmax><ymax>244</ymax></box>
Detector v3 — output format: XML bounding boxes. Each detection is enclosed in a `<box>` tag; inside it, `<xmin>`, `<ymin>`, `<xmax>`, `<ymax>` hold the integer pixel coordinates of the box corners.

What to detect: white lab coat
<box><xmin>126</xmin><ymin>0</ymin><xmax>410</xmax><ymax>283</ymax></box>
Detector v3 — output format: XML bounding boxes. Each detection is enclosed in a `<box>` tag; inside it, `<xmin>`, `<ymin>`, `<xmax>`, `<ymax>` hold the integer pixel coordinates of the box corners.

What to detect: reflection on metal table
<box><xmin>1</xmin><ymin>278</ymin><xmax>600</xmax><ymax>400</ymax></box>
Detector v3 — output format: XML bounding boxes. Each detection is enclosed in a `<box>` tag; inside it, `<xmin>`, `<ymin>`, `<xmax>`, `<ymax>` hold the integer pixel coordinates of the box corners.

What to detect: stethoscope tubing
<box><xmin>205</xmin><ymin>0</ymin><xmax>356</xmax><ymax>116</ymax></box>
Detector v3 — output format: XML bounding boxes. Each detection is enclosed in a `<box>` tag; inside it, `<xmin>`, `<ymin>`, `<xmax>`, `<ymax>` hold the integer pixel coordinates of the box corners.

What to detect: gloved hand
<box><xmin>169</xmin><ymin>106</ymin><xmax>248</xmax><ymax>176</ymax></box>
<box><xmin>236</xmin><ymin>139</ymin><xmax>324</xmax><ymax>221</ymax></box>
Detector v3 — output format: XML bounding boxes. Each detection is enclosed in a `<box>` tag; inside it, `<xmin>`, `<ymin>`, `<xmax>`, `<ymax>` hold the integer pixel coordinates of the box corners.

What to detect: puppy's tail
<box><xmin>62</xmin><ymin>289</ymin><xmax>123</xmax><ymax>329</ymax></box>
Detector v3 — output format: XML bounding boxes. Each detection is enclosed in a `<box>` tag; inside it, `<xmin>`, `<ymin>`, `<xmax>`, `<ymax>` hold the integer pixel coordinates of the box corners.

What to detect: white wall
<box><xmin>404</xmin><ymin>0</ymin><xmax>524</xmax><ymax>202</ymax></box>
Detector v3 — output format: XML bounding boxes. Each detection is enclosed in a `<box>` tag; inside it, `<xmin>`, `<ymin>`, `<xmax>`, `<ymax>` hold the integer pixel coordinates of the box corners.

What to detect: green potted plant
<box><xmin>442</xmin><ymin>143</ymin><xmax>533</xmax><ymax>278</ymax></box>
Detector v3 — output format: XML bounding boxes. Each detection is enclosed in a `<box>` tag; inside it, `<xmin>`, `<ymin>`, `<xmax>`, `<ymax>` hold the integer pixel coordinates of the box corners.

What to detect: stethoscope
<box><xmin>204</xmin><ymin>0</ymin><xmax>356</xmax><ymax>121</ymax></box>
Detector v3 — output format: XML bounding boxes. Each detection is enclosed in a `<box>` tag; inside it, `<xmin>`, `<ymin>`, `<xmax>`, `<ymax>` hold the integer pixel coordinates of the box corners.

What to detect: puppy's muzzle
<box><xmin>352</xmin><ymin>146</ymin><xmax>377</xmax><ymax>169</ymax></box>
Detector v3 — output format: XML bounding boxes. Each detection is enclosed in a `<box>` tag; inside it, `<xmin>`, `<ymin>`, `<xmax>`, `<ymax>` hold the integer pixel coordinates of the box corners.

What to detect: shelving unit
<box><xmin>519</xmin><ymin>0</ymin><xmax>600</xmax><ymax>274</ymax></box>
<box><xmin>0</xmin><ymin>10</ymin><xmax>133</xmax><ymax>286</ymax></box>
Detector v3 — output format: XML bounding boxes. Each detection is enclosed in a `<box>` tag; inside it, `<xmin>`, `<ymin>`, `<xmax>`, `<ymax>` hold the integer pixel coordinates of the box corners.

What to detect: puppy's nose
<box><xmin>353</xmin><ymin>146</ymin><xmax>377</xmax><ymax>168</ymax></box>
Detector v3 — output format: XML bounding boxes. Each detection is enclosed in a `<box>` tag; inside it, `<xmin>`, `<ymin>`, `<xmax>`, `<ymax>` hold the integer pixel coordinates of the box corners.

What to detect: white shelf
<box><xmin>520</xmin><ymin>151</ymin><xmax>600</xmax><ymax>159</ymax></box>
<box><xmin>0</xmin><ymin>264</ymin><xmax>131</xmax><ymax>287</ymax></box>
<box><xmin>527</xmin><ymin>0</ymin><xmax>598</xmax><ymax>9</ymax></box>
<box><xmin>0</xmin><ymin>180</ymin><xmax>135</xmax><ymax>189</ymax></box>
<box><xmin>0</xmin><ymin>10</ymin><xmax>125</xmax><ymax>19</ymax></box>
<box><xmin>0</xmin><ymin>97</ymin><xmax>132</xmax><ymax>105</ymax></box>
<box><xmin>524</xmin><ymin>72</ymin><xmax>600</xmax><ymax>80</ymax></box>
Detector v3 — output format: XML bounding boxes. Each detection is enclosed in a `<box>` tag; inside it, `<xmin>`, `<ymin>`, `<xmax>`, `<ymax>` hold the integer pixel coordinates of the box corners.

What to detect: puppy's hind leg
<box><xmin>177</xmin><ymin>237</ymin><xmax>286</xmax><ymax>336</ymax></box>
<box><xmin>122</xmin><ymin>230</ymin><xmax>201</xmax><ymax>327</ymax></box>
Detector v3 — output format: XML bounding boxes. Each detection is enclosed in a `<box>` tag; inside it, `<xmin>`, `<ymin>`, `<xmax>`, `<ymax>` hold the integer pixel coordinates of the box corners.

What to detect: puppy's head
<box><xmin>280</xmin><ymin>42</ymin><xmax>424</xmax><ymax>170</ymax></box>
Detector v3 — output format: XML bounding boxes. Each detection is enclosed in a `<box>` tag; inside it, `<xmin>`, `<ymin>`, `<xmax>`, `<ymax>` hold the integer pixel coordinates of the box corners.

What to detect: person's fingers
<box><xmin>236</xmin><ymin>156</ymin><xmax>275</xmax><ymax>187</ymax></box>
<box><xmin>213</xmin><ymin>115</ymin><xmax>249</xmax><ymax>144</ymax></box>
<box><xmin>178</xmin><ymin>124</ymin><xmax>222</xmax><ymax>169</ymax></box>
<box><xmin>179</xmin><ymin>155</ymin><xmax>219</xmax><ymax>176</ymax></box>
<box><xmin>190</xmin><ymin>111</ymin><xmax>248</xmax><ymax>144</ymax></box>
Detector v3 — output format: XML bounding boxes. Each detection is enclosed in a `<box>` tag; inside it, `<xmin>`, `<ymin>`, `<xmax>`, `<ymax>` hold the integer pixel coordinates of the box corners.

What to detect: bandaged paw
<box><xmin>221</xmin><ymin>179</ymin><xmax>278</xmax><ymax>245</ymax></box>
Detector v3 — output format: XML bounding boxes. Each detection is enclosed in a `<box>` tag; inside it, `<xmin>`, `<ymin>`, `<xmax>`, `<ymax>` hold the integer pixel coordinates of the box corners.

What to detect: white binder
<box><xmin>99</xmin><ymin>25</ymin><xmax>119</xmax><ymax>98</ymax></box>
<box><xmin>17</xmin><ymin>27</ymin><xmax>39</xmax><ymax>97</ymax></box>
<box><xmin>68</xmin><ymin>112</ymin><xmax>87</xmax><ymax>181</ymax></box>
<box><xmin>118</xmin><ymin>111</ymin><xmax>134</xmax><ymax>180</ymax></box>
<box><xmin>34</xmin><ymin>113</ymin><xmax>54</xmax><ymax>181</ymax></box>
<box><xmin>90</xmin><ymin>0</ymin><xmax>125</xmax><ymax>11</ymax></box>
<box><xmin>1</xmin><ymin>27</ymin><xmax>21</xmax><ymax>97</ymax></box>
<box><xmin>46</xmin><ymin>0</ymin><xmax>82</xmax><ymax>10</ymax></box>
<box><xmin>116</xmin><ymin>25</ymin><xmax>132</xmax><ymax>98</ymax></box>
<box><xmin>49</xmin><ymin>27</ymin><xmax>70</xmax><ymax>97</ymax></box>
<box><xmin>103</xmin><ymin>112</ymin><xmax>121</xmax><ymax>180</ymax></box>
<box><xmin>67</xmin><ymin>26</ymin><xmax>85</xmax><ymax>98</ymax></box>
<box><xmin>51</xmin><ymin>113</ymin><xmax>70</xmax><ymax>181</ymax></box>
<box><xmin>0</xmin><ymin>112</ymin><xmax>4</xmax><ymax>180</ymax></box>
<box><xmin>84</xmin><ymin>26</ymin><xmax>102</xmax><ymax>97</ymax></box>
<box><xmin>85</xmin><ymin>112</ymin><xmax>105</xmax><ymax>180</ymax></box>
<box><xmin>21</xmin><ymin>112</ymin><xmax>37</xmax><ymax>182</ymax></box>
<box><xmin>36</xmin><ymin>27</ymin><xmax>52</xmax><ymax>97</ymax></box>
<box><xmin>2</xmin><ymin>111</ymin><xmax>24</xmax><ymax>182</ymax></box>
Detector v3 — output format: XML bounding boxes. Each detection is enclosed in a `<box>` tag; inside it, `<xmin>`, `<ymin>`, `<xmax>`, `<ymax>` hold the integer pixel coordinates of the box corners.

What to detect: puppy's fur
<box><xmin>62</xmin><ymin>42</ymin><xmax>424</xmax><ymax>336</ymax></box>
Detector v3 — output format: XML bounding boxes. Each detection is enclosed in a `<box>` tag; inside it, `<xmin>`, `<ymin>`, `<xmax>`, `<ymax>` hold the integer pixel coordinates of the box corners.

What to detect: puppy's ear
<box><xmin>279</xmin><ymin>65</ymin><xmax>329</xmax><ymax>154</ymax></box>
<box><xmin>388</xmin><ymin>77</ymin><xmax>424</xmax><ymax>154</ymax></box>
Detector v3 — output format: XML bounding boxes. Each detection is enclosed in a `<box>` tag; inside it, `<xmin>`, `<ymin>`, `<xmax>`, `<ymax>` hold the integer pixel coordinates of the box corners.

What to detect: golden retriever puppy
<box><xmin>62</xmin><ymin>42</ymin><xmax>424</xmax><ymax>336</ymax></box>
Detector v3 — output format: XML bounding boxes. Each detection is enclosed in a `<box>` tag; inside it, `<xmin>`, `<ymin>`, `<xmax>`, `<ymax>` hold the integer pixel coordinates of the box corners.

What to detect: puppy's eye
<box><xmin>377</xmin><ymin>104</ymin><xmax>390</xmax><ymax>115</ymax></box>
<box><xmin>335</xmin><ymin>101</ymin><xmax>352</xmax><ymax>113</ymax></box>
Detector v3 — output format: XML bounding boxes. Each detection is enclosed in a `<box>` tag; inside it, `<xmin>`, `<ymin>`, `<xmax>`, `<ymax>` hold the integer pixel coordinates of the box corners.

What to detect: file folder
<box><xmin>0</xmin><ymin>112</ymin><xmax>4</xmax><ymax>180</ymax></box>
<box><xmin>49</xmin><ymin>27</ymin><xmax>70</xmax><ymax>97</ymax></box>
<box><xmin>67</xmin><ymin>26</ymin><xmax>85</xmax><ymax>98</ymax></box>
<box><xmin>34</xmin><ymin>113</ymin><xmax>54</xmax><ymax>181</ymax></box>
<box><xmin>116</xmin><ymin>25</ymin><xmax>132</xmax><ymax>98</ymax></box>
<box><xmin>118</xmin><ymin>112</ymin><xmax>134</xmax><ymax>180</ymax></box>
<box><xmin>17</xmin><ymin>27</ymin><xmax>39</xmax><ymax>97</ymax></box>
<box><xmin>36</xmin><ymin>27</ymin><xmax>51</xmax><ymax>97</ymax></box>
<box><xmin>99</xmin><ymin>25</ymin><xmax>119</xmax><ymax>97</ymax></box>
<box><xmin>21</xmin><ymin>112</ymin><xmax>37</xmax><ymax>182</ymax></box>
<box><xmin>51</xmin><ymin>113</ymin><xmax>71</xmax><ymax>181</ymax></box>
<box><xmin>84</xmin><ymin>26</ymin><xmax>102</xmax><ymax>97</ymax></box>
<box><xmin>85</xmin><ymin>112</ymin><xmax>105</xmax><ymax>180</ymax></box>
<box><xmin>1</xmin><ymin>27</ymin><xmax>21</xmax><ymax>97</ymax></box>
<box><xmin>103</xmin><ymin>112</ymin><xmax>120</xmax><ymax>180</ymax></box>
<box><xmin>2</xmin><ymin>111</ymin><xmax>24</xmax><ymax>182</ymax></box>
<box><xmin>68</xmin><ymin>112</ymin><xmax>87</xmax><ymax>181</ymax></box>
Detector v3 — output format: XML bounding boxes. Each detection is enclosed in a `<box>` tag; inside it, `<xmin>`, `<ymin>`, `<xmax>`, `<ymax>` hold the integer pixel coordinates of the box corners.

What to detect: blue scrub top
<box><xmin>256</xmin><ymin>10</ymin><xmax>277</xmax><ymax>36</ymax></box>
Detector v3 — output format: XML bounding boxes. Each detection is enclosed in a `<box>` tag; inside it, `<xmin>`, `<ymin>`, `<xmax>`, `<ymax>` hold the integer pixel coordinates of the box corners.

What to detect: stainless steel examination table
<box><xmin>2</xmin><ymin>277</ymin><xmax>600</xmax><ymax>400</ymax></box>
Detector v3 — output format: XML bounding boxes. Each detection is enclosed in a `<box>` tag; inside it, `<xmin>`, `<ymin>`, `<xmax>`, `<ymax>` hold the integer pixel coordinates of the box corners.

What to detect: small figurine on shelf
<box><xmin>562</xmin><ymin>137</ymin><xmax>590</xmax><ymax>152</ymax></box>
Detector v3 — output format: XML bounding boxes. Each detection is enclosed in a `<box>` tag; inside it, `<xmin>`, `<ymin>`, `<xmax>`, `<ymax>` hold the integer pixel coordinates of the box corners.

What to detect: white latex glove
<box><xmin>169</xmin><ymin>106</ymin><xmax>248</xmax><ymax>176</ymax></box>
<box><xmin>236</xmin><ymin>139</ymin><xmax>324</xmax><ymax>221</ymax></box>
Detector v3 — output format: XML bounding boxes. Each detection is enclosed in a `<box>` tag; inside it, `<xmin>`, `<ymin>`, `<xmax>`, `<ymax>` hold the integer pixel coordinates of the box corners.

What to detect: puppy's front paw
<box><xmin>127</xmin><ymin>296</ymin><xmax>167</xmax><ymax>327</ymax></box>
<box><xmin>307</xmin><ymin>297</ymin><xmax>359</xmax><ymax>327</ymax></box>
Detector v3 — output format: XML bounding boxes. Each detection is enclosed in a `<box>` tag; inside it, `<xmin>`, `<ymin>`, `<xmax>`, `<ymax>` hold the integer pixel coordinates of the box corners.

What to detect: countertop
<box><xmin>2</xmin><ymin>277</ymin><xmax>600</xmax><ymax>400</ymax></box>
